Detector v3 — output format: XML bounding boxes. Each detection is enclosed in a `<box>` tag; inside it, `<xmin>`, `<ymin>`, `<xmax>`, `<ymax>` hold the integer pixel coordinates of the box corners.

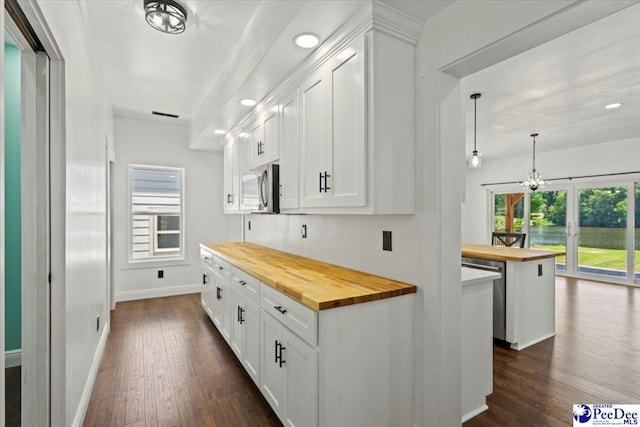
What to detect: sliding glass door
<box><xmin>529</xmin><ymin>190</ymin><xmax>568</xmax><ymax>271</ymax></box>
<box><xmin>577</xmin><ymin>186</ymin><xmax>628</xmax><ymax>279</ymax></box>
<box><xmin>491</xmin><ymin>181</ymin><xmax>639</xmax><ymax>285</ymax></box>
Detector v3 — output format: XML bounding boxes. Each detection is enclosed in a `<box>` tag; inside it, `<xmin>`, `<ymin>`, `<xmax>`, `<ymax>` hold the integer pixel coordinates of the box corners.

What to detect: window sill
<box><xmin>123</xmin><ymin>258</ymin><xmax>190</xmax><ymax>270</ymax></box>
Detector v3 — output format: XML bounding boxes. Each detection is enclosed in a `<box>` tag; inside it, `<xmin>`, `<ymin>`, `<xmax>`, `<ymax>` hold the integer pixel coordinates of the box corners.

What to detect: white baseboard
<box><xmin>462</xmin><ymin>403</ymin><xmax>489</xmax><ymax>423</ymax></box>
<box><xmin>116</xmin><ymin>283</ymin><xmax>200</xmax><ymax>302</ymax></box>
<box><xmin>5</xmin><ymin>349</ymin><xmax>22</xmax><ymax>368</ymax></box>
<box><xmin>73</xmin><ymin>322</ymin><xmax>110</xmax><ymax>427</ymax></box>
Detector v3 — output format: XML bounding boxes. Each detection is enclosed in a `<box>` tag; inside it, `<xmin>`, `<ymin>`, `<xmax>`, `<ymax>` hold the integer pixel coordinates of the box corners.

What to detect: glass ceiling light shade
<box><xmin>144</xmin><ymin>0</ymin><xmax>187</xmax><ymax>35</ymax></box>
<box><xmin>521</xmin><ymin>133</ymin><xmax>545</xmax><ymax>191</ymax></box>
<box><xmin>469</xmin><ymin>93</ymin><xmax>482</xmax><ymax>168</ymax></box>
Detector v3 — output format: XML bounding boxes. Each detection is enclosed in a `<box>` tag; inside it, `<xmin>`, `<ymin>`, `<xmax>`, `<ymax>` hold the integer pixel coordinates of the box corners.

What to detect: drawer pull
<box><xmin>202</xmin><ymin>274</ymin><xmax>208</xmax><ymax>285</ymax></box>
<box><xmin>216</xmin><ymin>286</ymin><xmax>222</xmax><ymax>300</ymax></box>
<box><xmin>274</xmin><ymin>305</ymin><xmax>287</xmax><ymax>315</ymax></box>
<box><xmin>217</xmin><ymin>266</ymin><xmax>223</xmax><ymax>271</ymax></box>
<box><xmin>237</xmin><ymin>306</ymin><xmax>245</xmax><ymax>324</ymax></box>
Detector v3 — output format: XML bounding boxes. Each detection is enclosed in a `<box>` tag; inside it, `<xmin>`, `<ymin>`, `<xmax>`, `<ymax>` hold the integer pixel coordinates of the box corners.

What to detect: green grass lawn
<box><xmin>532</xmin><ymin>244</ymin><xmax>640</xmax><ymax>273</ymax></box>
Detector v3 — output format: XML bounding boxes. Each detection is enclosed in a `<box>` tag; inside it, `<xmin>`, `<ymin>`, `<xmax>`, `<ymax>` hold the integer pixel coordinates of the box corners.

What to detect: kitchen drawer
<box><xmin>213</xmin><ymin>255</ymin><xmax>231</xmax><ymax>280</ymax></box>
<box><xmin>260</xmin><ymin>283</ymin><xmax>317</xmax><ymax>346</ymax></box>
<box><xmin>200</xmin><ymin>248</ymin><xmax>214</xmax><ymax>268</ymax></box>
<box><xmin>230</xmin><ymin>266</ymin><xmax>260</xmax><ymax>304</ymax></box>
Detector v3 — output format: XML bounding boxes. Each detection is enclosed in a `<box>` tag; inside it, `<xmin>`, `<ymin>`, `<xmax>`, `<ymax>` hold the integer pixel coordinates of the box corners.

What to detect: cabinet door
<box><xmin>279</xmin><ymin>90</ymin><xmax>299</xmax><ymax>210</ymax></box>
<box><xmin>283</xmin><ymin>329</ymin><xmax>318</xmax><ymax>427</ymax></box>
<box><xmin>201</xmin><ymin>268</ymin><xmax>212</xmax><ymax>316</ymax></box>
<box><xmin>223</xmin><ymin>143</ymin><xmax>236</xmax><ymax>213</ymax></box>
<box><xmin>230</xmin><ymin>288</ymin><xmax>246</xmax><ymax>361</ymax></box>
<box><xmin>212</xmin><ymin>273</ymin><xmax>231</xmax><ymax>344</ymax></box>
<box><xmin>243</xmin><ymin>299</ymin><xmax>260</xmax><ymax>385</ymax></box>
<box><xmin>261</xmin><ymin>108</ymin><xmax>279</xmax><ymax>165</ymax></box>
<box><xmin>260</xmin><ymin>310</ymin><xmax>285</xmax><ymax>418</ymax></box>
<box><xmin>299</xmin><ymin>69</ymin><xmax>330</xmax><ymax>208</ymax></box>
<box><xmin>327</xmin><ymin>37</ymin><xmax>366</xmax><ymax>208</ymax></box>
<box><xmin>249</xmin><ymin>121</ymin><xmax>263</xmax><ymax>169</ymax></box>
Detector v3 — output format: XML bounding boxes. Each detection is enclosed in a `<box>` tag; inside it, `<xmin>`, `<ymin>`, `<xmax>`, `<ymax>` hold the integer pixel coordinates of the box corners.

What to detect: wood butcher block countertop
<box><xmin>201</xmin><ymin>242</ymin><xmax>416</xmax><ymax>311</ymax></box>
<box><xmin>462</xmin><ymin>244</ymin><xmax>565</xmax><ymax>262</ymax></box>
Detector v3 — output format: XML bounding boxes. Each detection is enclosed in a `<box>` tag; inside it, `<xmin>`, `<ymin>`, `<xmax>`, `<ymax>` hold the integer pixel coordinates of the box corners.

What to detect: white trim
<box><xmin>71</xmin><ymin>322</ymin><xmax>109</xmax><ymax>427</ymax></box>
<box><xmin>461</xmin><ymin>404</ymin><xmax>489</xmax><ymax>423</ymax></box>
<box><xmin>5</xmin><ymin>349</ymin><xmax>22</xmax><ymax>368</ymax></box>
<box><xmin>510</xmin><ymin>332</ymin><xmax>556</xmax><ymax>351</ymax></box>
<box><xmin>116</xmin><ymin>283</ymin><xmax>200</xmax><ymax>302</ymax></box>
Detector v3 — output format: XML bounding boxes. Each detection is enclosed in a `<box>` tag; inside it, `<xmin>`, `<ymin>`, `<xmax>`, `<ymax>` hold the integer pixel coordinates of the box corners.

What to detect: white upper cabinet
<box><xmin>300</xmin><ymin>37</ymin><xmax>366</xmax><ymax>209</ymax></box>
<box><xmin>249</xmin><ymin>106</ymin><xmax>280</xmax><ymax>170</ymax></box>
<box><xmin>279</xmin><ymin>90</ymin><xmax>300</xmax><ymax>210</ymax></box>
<box><xmin>223</xmin><ymin>138</ymin><xmax>240</xmax><ymax>213</ymax></box>
<box><xmin>224</xmin><ymin>2</ymin><xmax>421</xmax><ymax>214</ymax></box>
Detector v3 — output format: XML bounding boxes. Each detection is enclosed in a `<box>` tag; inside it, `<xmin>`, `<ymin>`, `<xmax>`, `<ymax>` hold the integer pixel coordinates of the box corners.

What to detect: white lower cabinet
<box><xmin>211</xmin><ymin>270</ymin><xmax>231</xmax><ymax>344</ymax></box>
<box><xmin>230</xmin><ymin>287</ymin><xmax>260</xmax><ymax>385</ymax></box>
<box><xmin>200</xmin><ymin>246</ymin><xmax>414</xmax><ymax>427</ymax></box>
<box><xmin>260</xmin><ymin>309</ymin><xmax>318</xmax><ymax>427</ymax></box>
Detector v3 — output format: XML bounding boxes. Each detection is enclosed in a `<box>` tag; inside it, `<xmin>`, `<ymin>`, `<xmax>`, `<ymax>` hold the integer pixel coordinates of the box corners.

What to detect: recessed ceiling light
<box><xmin>240</xmin><ymin>98</ymin><xmax>257</xmax><ymax>107</ymax></box>
<box><xmin>294</xmin><ymin>33</ymin><xmax>320</xmax><ymax>49</ymax></box>
<box><xmin>605</xmin><ymin>103</ymin><xmax>622</xmax><ymax>109</ymax></box>
<box><xmin>214</xmin><ymin>129</ymin><xmax>227</xmax><ymax>135</ymax></box>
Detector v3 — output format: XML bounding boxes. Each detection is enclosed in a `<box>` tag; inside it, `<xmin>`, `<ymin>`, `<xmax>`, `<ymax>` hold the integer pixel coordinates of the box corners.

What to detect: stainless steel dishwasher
<box><xmin>462</xmin><ymin>256</ymin><xmax>507</xmax><ymax>340</ymax></box>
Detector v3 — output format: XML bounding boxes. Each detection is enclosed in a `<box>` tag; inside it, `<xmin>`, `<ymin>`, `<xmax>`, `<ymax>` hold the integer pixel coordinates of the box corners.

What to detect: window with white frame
<box><xmin>130</xmin><ymin>165</ymin><xmax>184</xmax><ymax>260</ymax></box>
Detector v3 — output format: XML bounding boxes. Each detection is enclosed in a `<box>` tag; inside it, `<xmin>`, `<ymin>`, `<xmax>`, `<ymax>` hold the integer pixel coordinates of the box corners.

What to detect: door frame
<box><xmin>5</xmin><ymin>1</ymin><xmax>67</xmax><ymax>425</ymax></box>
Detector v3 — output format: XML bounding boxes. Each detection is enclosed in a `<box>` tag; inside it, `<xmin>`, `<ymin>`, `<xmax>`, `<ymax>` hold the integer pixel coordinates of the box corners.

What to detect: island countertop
<box><xmin>201</xmin><ymin>242</ymin><xmax>416</xmax><ymax>311</ymax></box>
<box><xmin>462</xmin><ymin>244</ymin><xmax>565</xmax><ymax>262</ymax></box>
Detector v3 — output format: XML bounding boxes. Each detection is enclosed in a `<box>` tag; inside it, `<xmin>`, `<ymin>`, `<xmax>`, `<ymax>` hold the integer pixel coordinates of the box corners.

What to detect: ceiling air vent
<box><xmin>152</xmin><ymin>111</ymin><xmax>179</xmax><ymax>119</ymax></box>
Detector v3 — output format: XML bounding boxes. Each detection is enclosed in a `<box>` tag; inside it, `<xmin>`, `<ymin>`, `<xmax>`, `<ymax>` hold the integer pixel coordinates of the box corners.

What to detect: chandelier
<box><xmin>144</xmin><ymin>0</ymin><xmax>187</xmax><ymax>34</ymax></box>
<box><xmin>521</xmin><ymin>133</ymin><xmax>544</xmax><ymax>191</ymax></box>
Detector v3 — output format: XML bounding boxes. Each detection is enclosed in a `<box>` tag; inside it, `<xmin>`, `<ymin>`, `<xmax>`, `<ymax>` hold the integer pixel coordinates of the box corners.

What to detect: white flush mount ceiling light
<box><xmin>214</xmin><ymin>129</ymin><xmax>227</xmax><ymax>135</ymax></box>
<box><xmin>605</xmin><ymin>102</ymin><xmax>622</xmax><ymax>109</ymax></box>
<box><xmin>240</xmin><ymin>98</ymin><xmax>257</xmax><ymax>107</ymax></box>
<box><xmin>469</xmin><ymin>93</ymin><xmax>482</xmax><ymax>168</ymax></box>
<box><xmin>144</xmin><ymin>0</ymin><xmax>187</xmax><ymax>34</ymax></box>
<box><xmin>294</xmin><ymin>33</ymin><xmax>320</xmax><ymax>49</ymax></box>
<box><xmin>521</xmin><ymin>133</ymin><xmax>545</xmax><ymax>192</ymax></box>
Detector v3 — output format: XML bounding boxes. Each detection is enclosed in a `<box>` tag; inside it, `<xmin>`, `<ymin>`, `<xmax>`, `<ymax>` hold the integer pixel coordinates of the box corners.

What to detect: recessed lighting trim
<box><xmin>240</xmin><ymin>98</ymin><xmax>257</xmax><ymax>107</ymax></box>
<box><xmin>294</xmin><ymin>33</ymin><xmax>320</xmax><ymax>49</ymax></box>
<box><xmin>605</xmin><ymin>102</ymin><xmax>622</xmax><ymax>109</ymax></box>
<box><xmin>214</xmin><ymin>129</ymin><xmax>227</xmax><ymax>135</ymax></box>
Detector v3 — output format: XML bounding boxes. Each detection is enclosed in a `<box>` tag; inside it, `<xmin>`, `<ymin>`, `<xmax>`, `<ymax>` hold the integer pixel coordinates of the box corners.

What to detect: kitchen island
<box><xmin>200</xmin><ymin>242</ymin><xmax>416</xmax><ymax>427</ymax></box>
<box><xmin>462</xmin><ymin>244</ymin><xmax>564</xmax><ymax>350</ymax></box>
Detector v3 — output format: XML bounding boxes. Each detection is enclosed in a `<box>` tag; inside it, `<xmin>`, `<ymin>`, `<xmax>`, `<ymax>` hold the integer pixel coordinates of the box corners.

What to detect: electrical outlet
<box><xmin>538</xmin><ymin>264</ymin><xmax>543</xmax><ymax>276</ymax></box>
<box><xmin>158</xmin><ymin>270</ymin><xmax>164</xmax><ymax>279</ymax></box>
<box><xmin>248</xmin><ymin>220</ymin><xmax>252</xmax><ymax>231</ymax></box>
<box><xmin>383</xmin><ymin>231</ymin><xmax>392</xmax><ymax>251</ymax></box>
<box><xmin>96</xmin><ymin>315</ymin><xmax>100</xmax><ymax>331</ymax></box>
<box><xmin>301</xmin><ymin>224</ymin><xmax>307</xmax><ymax>238</ymax></box>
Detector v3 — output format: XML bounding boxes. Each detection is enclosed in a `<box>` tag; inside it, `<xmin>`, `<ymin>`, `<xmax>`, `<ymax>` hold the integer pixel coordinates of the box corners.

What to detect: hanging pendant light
<box><xmin>144</xmin><ymin>0</ymin><xmax>187</xmax><ymax>34</ymax></box>
<box><xmin>469</xmin><ymin>93</ymin><xmax>482</xmax><ymax>168</ymax></box>
<box><xmin>521</xmin><ymin>133</ymin><xmax>545</xmax><ymax>191</ymax></box>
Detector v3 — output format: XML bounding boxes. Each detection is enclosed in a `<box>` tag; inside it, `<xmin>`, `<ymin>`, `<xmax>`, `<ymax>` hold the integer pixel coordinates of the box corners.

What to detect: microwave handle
<box><xmin>259</xmin><ymin>169</ymin><xmax>268</xmax><ymax>208</ymax></box>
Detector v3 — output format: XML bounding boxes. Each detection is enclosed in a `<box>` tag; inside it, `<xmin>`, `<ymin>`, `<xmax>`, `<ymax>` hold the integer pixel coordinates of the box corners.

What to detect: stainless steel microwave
<box><xmin>241</xmin><ymin>164</ymin><xmax>280</xmax><ymax>213</ymax></box>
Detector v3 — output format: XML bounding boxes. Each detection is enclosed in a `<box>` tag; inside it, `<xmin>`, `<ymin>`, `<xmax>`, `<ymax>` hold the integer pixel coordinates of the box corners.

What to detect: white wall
<box><xmin>35</xmin><ymin>1</ymin><xmax>113</xmax><ymax>424</ymax></box>
<box><xmin>462</xmin><ymin>137</ymin><xmax>640</xmax><ymax>244</ymax></box>
<box><xmin>112</xmin><ymin>115</ymin><xmax>226</xmax><ymax>301</ymax></box>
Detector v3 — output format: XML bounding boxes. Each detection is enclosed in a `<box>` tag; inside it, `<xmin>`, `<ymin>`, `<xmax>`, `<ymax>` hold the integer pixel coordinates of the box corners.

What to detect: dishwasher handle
<box><xmin>461</xmin><ymin>262</ymin><xmax>502</xmax><ymax>272</ymax></box>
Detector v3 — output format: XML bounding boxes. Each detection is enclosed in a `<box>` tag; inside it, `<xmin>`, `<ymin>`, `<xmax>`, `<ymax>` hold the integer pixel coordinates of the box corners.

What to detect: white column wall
<box><xmin>112</xmin><ymin>115</ymin><xmax>225</xmax><ymax>301</ymax></box>
<box><xmin>35</xmin><ymin>1</ymin><xmax>113</xmax><ymax>424</ymax></box>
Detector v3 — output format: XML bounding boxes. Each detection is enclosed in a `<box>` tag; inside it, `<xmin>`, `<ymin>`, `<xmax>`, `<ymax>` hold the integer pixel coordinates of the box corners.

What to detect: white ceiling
<box><xmin>463</xmin><ymin>2</ymin><xmax>640</xmax><ymax>162</ymax></box>
<box><xmin>80</xmin><ymin>0</ymin><xmax>451</xmax><ymax>151</ymax></box>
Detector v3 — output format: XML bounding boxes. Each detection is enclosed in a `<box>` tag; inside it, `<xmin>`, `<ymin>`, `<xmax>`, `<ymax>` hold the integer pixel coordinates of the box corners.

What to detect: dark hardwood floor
<box><xmin>5</xmin><ymin>366</ymin><xmax>21</xmax><ymax>427</ymax></box>
<box><xmin>85</xmin><ymin>276</ymin><xmax>640</xmax><ymax>426</ymax></box>
<box><xmin>465</xmin><ymin>276</ymin><xmax>640</xmax><ymax>426</ymax></box>
<box><xmin>83</xmin><ymin>294</ymin><xmax>281</xmax><ymax>427</ymax></box>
